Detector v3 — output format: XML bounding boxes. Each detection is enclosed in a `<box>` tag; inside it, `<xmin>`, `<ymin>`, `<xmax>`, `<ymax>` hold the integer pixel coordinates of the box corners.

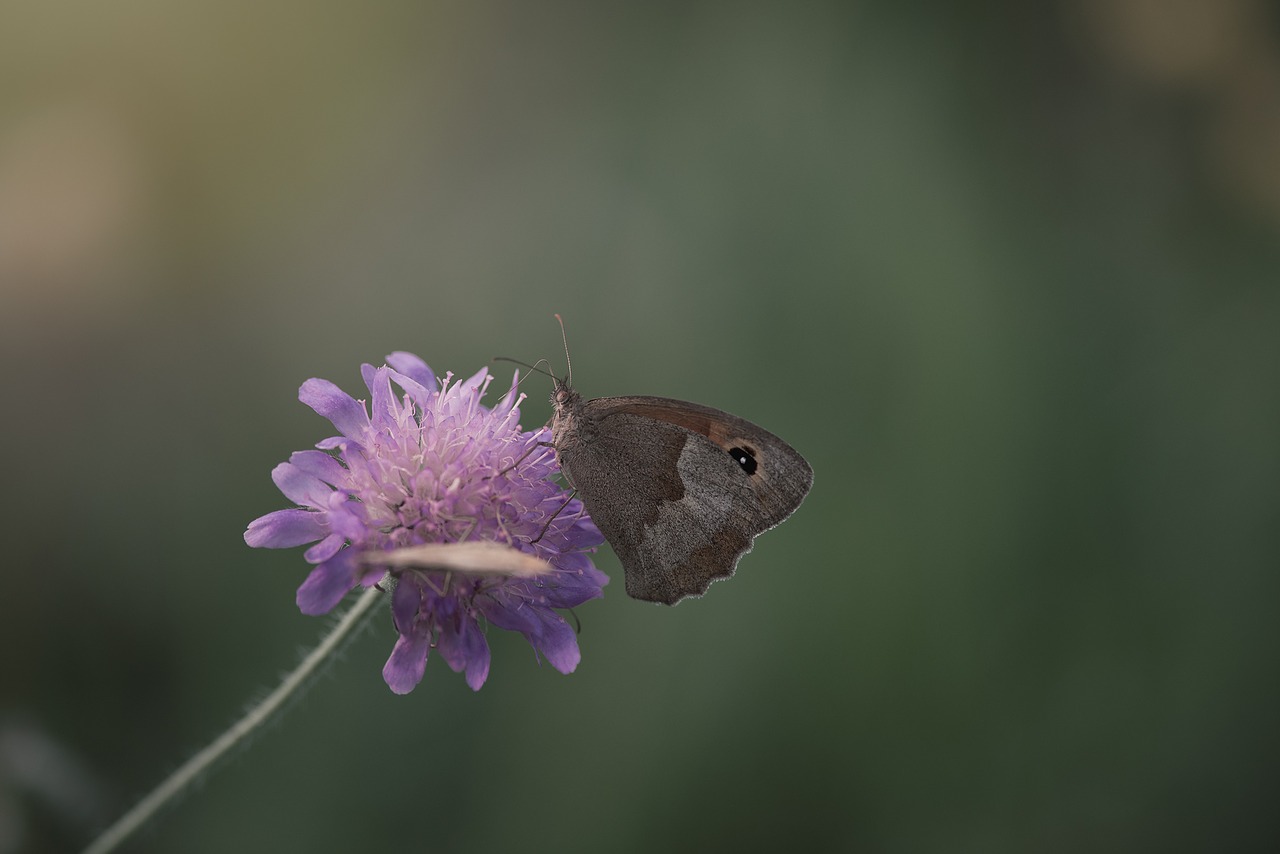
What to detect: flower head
<box><xmin>245</xmin><ymin>352</ymin><xmax>607</xmax><ymax>692</ymax></box>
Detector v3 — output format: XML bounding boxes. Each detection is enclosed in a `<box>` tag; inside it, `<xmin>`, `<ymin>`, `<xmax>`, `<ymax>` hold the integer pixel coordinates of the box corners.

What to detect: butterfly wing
<box><xmin>559</xmin><ymin>396</ymin><xmax>812</xmax><ymax>605</ymax></box>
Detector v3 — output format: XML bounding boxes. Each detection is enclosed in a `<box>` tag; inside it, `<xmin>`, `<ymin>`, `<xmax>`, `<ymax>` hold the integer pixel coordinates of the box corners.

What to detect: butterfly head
<box><xmin>549</xmin><ymin>372</ymin><xmax>586</xmax><ymax>455</ymax></box>
<box><xmin>551</xmin><ymin>373</ymin><xmax>580</xmax><ymax>413</ymax></box>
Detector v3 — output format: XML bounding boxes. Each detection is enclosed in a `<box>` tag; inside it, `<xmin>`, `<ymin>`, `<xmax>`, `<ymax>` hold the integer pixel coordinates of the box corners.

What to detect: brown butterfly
<box><xmin>544</xmin><ymin>324</ymin><xmax>813</xmax><ymax>605</ymax></box>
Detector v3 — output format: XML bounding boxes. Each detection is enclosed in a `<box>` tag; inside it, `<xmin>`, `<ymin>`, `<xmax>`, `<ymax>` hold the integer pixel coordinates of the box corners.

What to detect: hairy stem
<box><xmin>81</xmin><ymin>582</ymin><xmax>386</xmax><ymax>854</ymax></box>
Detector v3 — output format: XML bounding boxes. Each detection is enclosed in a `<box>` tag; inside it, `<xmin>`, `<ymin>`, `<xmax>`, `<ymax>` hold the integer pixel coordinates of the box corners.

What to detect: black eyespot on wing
<box><xmin>728</xmin><ymin>445</ymin><xmax>758</xmax><ymax>475</ymax></box>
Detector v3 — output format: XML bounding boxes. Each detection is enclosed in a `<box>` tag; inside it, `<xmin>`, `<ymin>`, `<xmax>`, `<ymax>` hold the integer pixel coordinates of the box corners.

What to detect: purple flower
<box><xmin>245</xmin><ymin>352</ymin><xmax>607</xmax><ymax>692</ymax></box>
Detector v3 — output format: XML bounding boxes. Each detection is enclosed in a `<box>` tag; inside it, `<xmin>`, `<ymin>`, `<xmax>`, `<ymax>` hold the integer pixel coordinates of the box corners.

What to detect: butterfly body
<box><xmin>550</xmin><ymin>379</ymin><xmax>813</xmax><ymax>605</ymax></box>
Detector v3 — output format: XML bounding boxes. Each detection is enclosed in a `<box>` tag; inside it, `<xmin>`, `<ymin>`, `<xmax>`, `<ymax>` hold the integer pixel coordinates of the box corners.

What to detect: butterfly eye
<box><xmin>728</xmin><ymin>445</ymin><xmax>758</xmax><ymax>475</ymax></box>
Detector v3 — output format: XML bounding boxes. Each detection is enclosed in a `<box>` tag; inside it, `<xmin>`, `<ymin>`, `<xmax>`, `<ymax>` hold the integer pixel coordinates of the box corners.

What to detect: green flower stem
<box><xmin>81</xmin><ymin>581</ymin><xmax>387</xmax><ymax>854</ymax></box>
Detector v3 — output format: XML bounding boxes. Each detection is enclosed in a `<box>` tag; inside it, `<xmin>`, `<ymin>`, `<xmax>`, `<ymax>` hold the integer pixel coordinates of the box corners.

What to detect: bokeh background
<box><xmin>3</xmin><ymin>2</ymin><xmax>1279</xmax><ymax>852</ymax></box>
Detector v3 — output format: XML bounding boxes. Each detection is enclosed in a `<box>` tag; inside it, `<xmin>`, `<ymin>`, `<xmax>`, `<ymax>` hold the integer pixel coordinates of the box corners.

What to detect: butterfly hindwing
<box><xmin>556</xmin><ymin>396</ymin><xmax>812</xmax><ymax>604</ymax></box>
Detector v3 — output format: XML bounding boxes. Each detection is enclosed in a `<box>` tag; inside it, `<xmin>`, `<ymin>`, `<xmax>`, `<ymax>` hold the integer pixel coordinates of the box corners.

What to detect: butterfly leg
<box><xmin>488</xmin><ymin>441</ymin><xmax>555</xmax><ymax>479</ymax></box>
<box><xmin>530</xmin><ymin>489</ymin><xmax>578</xmax><ymax>545</ymax></box>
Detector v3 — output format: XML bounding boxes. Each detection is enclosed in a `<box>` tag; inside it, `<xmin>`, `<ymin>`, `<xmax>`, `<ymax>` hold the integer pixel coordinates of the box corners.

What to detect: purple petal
<box><xmin>303</xmin><ymin>532</ymin><xmax>345</xmax><ymax>563</ymax></box>
<box><xmin>530</xmin><ymin>613</ymin><xmax>580</xmax><ymax>674</ymax></box>
<box><xmin>363</xmin><ymin>365</ymin><xmax>396</xmax><ymax>430</ymax></box>
<box><xmin>244</xmin><ymin>509</ymin><xmax>325</xmax><ymax>548</ymax></box>
<box><xmin>457</xmin><ymin>366</ymin><xmax>489</xmax><ymax>396</ymax></box>
<box><xmin>568</xmin><ymin>514</ymin><xmax>605</xmax><ymax>544</ymax></box>
<box><xmin>324</xmin><ymin>494</ymin><xmax>367</xmax><ymax>541</ymax></box>
<box><xmin>358</xmin><ymin>564</ymin><xmax>385</xmax><ymax>586</ymax></box>
<box><xmin>479</xmin><ymin>599</ymin><xmax>580</xmax><ymax>673</ymax></box>
<box><xmin>390</xmin><ymin>576</ymin><xmax>420</xmax><ymax>634</ymax></box>
<box><xmin>386</xmin><ymin>352</ymin><xmax>436</xmax><ymax>395</ymax></box>
<box><xmin>437</xmin><ymin>617</ymin><xmax>491</xmax><ymax>691</ymax></box>
<box><xmin>296</xmin><ymin>550</ymin><xmax>357</xmax><ymax>615</ymax></box>
<box><xmin>548</xmin><ymin>549</ymin><xmax>594</xmax><ymax>574</ymax></box>
<box><xmin>270</xmin><ymin>462</ymin><xmax>332</xmax><ymax>508</ymax></box>
<box><xmin>492</xmin><ymin>371</ymin><xmax>521</xmax><ymax>415</ymax></box>
<box><xmin>480</xmin><ymin>597</ymin><xmax>538</xmax><ymax>635</ymax></box>
<box><xmin>299</xmin><ymin>378</ymin><xmax>368</xmax><ymax>440</ymax></box>
<box><xmin>383</xmin><ymin>632</ymin><xmax>430</xmax><ymax>695</ymax></box>
<box><xmin>541</xmin><ymin>566</ymin><xmax>610</xmax><ymax>608</ymax></box>
<box><xmin>386</xmin><ymin>368</ymin><xmax>434</xmax><ymax>411</ymax></box>
<box><xmin>288</xmin><ymin>450</ymin><xmax>347</xmax><ymax>486</ymax></box>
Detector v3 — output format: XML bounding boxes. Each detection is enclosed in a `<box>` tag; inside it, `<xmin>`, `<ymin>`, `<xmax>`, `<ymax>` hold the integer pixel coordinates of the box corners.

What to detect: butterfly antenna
<box><xmin>493</xmin><ymin>356</ymin><xmax>556</xmax><ymax>384</ymax></box>
<box><xmin>554</xmin><ymin>313</ymin><xmax>572</xmax><ymax>387</ymax></box>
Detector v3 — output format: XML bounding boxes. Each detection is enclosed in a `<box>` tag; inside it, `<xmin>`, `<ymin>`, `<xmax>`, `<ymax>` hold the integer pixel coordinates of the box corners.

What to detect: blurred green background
<box><xmin>2</xmin><ymin>2</ymin><xmax>1278</xmax><ymax>852</ymax></box>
